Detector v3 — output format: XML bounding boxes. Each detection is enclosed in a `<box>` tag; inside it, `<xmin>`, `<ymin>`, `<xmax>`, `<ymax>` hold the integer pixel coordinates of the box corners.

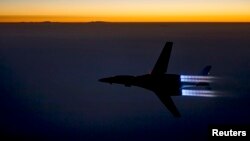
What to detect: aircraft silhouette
<box><xmin>99</xmin><ymin>42</ymin><xmax>212</xmax><ymax>117</ymax></box>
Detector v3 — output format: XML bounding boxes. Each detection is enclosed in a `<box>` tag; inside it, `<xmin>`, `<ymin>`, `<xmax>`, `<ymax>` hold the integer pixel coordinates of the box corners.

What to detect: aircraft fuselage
<box><xmin>99</xmin><ymin>74</ymin><xmax>182</xmax><ymax>96</ymax></box>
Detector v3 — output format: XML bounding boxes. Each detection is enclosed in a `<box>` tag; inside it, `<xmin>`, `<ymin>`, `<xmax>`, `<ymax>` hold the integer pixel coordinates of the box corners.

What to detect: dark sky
<box><xmin>0</xmin><ymin>23</ymin><xmax>250</xmax><ymax>140</ymax></box>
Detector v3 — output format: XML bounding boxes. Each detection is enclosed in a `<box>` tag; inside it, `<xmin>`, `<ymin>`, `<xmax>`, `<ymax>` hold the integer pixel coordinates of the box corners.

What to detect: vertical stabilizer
<box><xmin>200</xmin><ymin>65</ymin><xmax>212</xmax><ymax>76</ymax></box>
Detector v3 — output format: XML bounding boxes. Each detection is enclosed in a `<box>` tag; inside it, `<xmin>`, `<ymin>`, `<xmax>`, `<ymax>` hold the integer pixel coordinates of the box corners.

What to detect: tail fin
<box><xmin>199</xmin><ymin>65</ymin><xmax>212</xmax><ymax>76</ymax></box>
<box><xmin>196</xmin><ymin>65</ymin><xmax>212</xmax><ymax>87</ymax></box>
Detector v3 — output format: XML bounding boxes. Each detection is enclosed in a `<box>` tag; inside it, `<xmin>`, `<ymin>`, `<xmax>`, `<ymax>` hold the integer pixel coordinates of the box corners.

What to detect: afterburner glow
<box><xmin>182</xmin><ymin>90</ymin><xmax>217</xmax><ymax>97</ymax></box>
<box><xmin>180</xmin><ymin>75</ymin><xmax>215</xmax><ymax>83</ymax></box>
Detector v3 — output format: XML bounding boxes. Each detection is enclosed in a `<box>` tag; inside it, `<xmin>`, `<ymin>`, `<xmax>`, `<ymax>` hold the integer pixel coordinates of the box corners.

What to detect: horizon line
<box><xmin>1</xmin><ymin>15</ymin><xmax>250</xmax><ymax>23</ymax></box>
<box><xmin>0</xmin><ymin>21</ymin><xmax>250</xmax><ymax>24</ymax></box>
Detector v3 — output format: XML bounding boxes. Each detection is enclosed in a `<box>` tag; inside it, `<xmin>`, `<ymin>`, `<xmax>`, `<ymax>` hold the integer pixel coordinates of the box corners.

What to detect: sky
<box><xmin>0</xmin><ymin>0</ymin><xmax>250</xmax><ymax>22</ymax></box>
<box><xmin>1</xmin><ymin>23</ymin><xmax>250</xmax><ymax>140</ymax></box>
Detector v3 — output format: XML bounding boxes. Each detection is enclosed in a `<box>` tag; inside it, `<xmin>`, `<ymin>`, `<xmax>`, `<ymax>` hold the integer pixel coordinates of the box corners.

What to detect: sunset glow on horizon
<box><xmin>1</xmin><ymin>0</ymin><xmax>250</xmax><ymax>22</ymax></box>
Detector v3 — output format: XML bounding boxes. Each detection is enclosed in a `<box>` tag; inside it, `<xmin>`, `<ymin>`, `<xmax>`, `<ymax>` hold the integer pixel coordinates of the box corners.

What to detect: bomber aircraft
<box><xmin>99</xmin><ymin>42</ymin><xmax>213</xmax><ymax>117</ymax></box>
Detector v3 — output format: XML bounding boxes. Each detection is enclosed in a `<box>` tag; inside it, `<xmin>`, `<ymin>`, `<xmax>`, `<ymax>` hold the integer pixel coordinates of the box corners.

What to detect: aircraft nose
<box><xmin>99</xmin><ymin>78</ymin><xmax>105</xmax><ymax>82</ymax></box>
<box><xmin>99</xmin><ymin>78</ymin><xmax>111</xmax><ymax>83</ymax></box>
